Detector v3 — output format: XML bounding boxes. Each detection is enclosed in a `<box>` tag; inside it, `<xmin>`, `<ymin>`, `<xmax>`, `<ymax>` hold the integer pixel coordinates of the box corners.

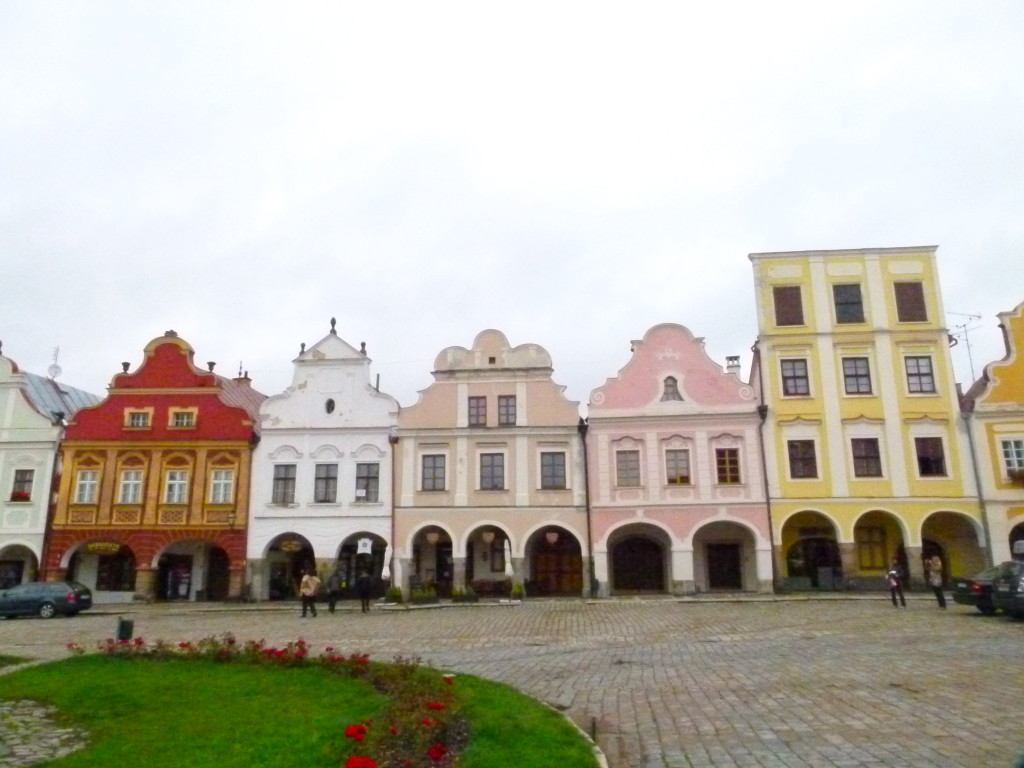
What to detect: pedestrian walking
<box><xmin>926</xmin><ymin>554</ymin><xmax>946</xmax><ymax>608</ymax></box>
<box><xmin>326</xmin><ymin>570</ymin><xmax>343</xmax><ymax>614</ymax></box>
<box><xmin>299</xmin><ymin>569</ymin><xmax>321</xmax><ymax>617</ymax></box>
<box><xmin>356</xmin><ymin>569</ymin><xmax>372</xmax><ymax>613</ymax></box>
<box><xmin>886</xmin><ymin>557</ymin><xmax>906</xmax><ymax>608</ymax></box>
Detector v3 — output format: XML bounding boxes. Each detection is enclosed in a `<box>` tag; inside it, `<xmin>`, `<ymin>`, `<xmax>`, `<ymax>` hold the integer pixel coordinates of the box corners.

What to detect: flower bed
<box><xmin>72</xmin><ymin>634</ymin><xmax>464</xmax><ymax>767</ymax></box>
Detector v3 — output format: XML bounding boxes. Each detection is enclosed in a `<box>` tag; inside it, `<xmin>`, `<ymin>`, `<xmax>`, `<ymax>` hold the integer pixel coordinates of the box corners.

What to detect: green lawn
<box><xmin>1</xmin><ymin>655</ymin><xmax>600</xmax><ymax>768</ymax></box>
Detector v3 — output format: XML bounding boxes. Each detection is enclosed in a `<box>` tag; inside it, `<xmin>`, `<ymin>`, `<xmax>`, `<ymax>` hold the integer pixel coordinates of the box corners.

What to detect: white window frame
<box><xmin>615</xmin><ymin>449</ymin><xmax>642</xmax><ymax>487</ymax></box>
<box><xmin>209</xmin><ymin>468</ymin><xmax>235</xmax><ymax>504</ymax></box>
<box><xmin>164</xmin><ymin>469</ymin><xmax>190</xmax><ymax>504</ymax></box>
<box><xmin>118</xmin><ymin>469</ymin><xmax>144</xmax><ymax>504</ymax></box>
<box><xmin>664</xmin><ymin>448</ymin><xmax>691</xmax><ymax>485</ymax></box>
<box><xmin>74</xmin><ymin>470</ymin><xmax>99</xmax><ymax>504</ymax></box>
<box><xmin>1000</xmin><ymin>437</ymin><xmax>1024</xmax><ymax>477</ymax></box>
<box><xmin>539</xmin><ymin>451</ymin><xmax>567</xmax><ymax>490</ymax></box>
<box><xmin>355</xmin><ymin>462</ymin><xmax>380</xmax><ymax>502</ymax></box>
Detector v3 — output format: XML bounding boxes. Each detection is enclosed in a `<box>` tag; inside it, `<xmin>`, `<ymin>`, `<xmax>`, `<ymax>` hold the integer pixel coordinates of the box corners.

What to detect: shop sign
<box><xmin>85</xmin><ymin>541</ymin><xmax>123</xmax><ymax>554</ymax></box>
<box><xmin>357</xmin><ymin>537</ymin><xmax>372</xmax><ymax>555</ymax></box>
<box><xmin>278</xmin><ymin>540</ymin><xmax>303</xmax><ymax>553</ymax></box>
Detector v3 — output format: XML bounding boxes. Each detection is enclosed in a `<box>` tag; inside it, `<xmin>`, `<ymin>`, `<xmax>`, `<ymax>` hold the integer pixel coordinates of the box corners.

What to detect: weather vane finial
<box><xmin>330</xmin><ymin>317</ymin><xmax>337</xmax><ymax>335</ymax></box>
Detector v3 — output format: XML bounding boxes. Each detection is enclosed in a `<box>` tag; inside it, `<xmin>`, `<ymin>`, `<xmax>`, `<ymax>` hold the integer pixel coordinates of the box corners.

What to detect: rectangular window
<box><xmin>716</xmin><ymin>448</ymin><xmax>741</xmax><ymax>484</ymax></box>
<box><xmin>468</xmin><ymin>396</ymin><xmax>487</xmax><ymax>427</ymax></box>
<box><xmin>894</xmin><ymin>281</ymin><xmax>927</xmax><ymax>322</ymax></box>
<box><xmin>170</xmin><ymin>410</ymin><xmax>196</xmax><ymax>428</ymax></box>
<box><xmin>540</xmin><ymin>452</ymin><xmax>566</xmax><ymax>490</ymax></box>
<box><xmin>851</xmin><ymin>438</ymin><xmax>882</xmax><ymax>477</ymax></box>
<box><xmin>915</xmin><ymin>437</ymin><xmax>946</xmax><ymax>477</ymax></box>
<box><xmin>615</xmin><ymin>450</ymin><xmax>641</xmax><ymax>487</ymax></box>
<box><xmin>209</xmin><ymin>469</ymin><xmax>235</xmax><ymax>504</ymax></box>
<box><xmin>665</xmin><ymin>449</ymin><xmax>691</xmax><ymax>484</ymax></box>
<box><xmin>773</xmin><ymin>285</ymin><xmax>804</xmax><ymax>326</ymax></box>
<box><xmin>905</xmin><ymin>356</ymin><xmax>936</xmax><ymax>393</ymax></box>
<box><xmin>787</xmin><ymin>440</ymin><xmax>818</xmax><ymax>479</ymax></box>
<box><xmin>856</xmin><ymin>526</ymin><xmax>887</xmax><ymax>570</ymax></box>
<box><xmin>74</xmin><ymin>470</ymin><xmax>99</xmax><ymax>504</ymax></box>
<box><xmin>480</xmin><ymin>453</ymin><xmax>505</xmax><ymax>490</ymax></box>
<box><xmin>833</xmin><ymin>284</ymin><xmax>865</xmax><ymax>324</ymax></box>
<box><xmin>780</xmin><ymin>359</ymin><xmax>809</xmax><ymax>396</ymax></box>
<box><xmin>164</xmin><ymin>469</ymin><xmax>190</xmax><ymax>504</ymax></box>
<box><xmin>127</xmin><ymin>411</ymin><xmax>150</xmax><ymax>428</ymax></box>
<box><xmin>421</xmin><ymin>455</ymin><xmax>446</xmax><ymax>491</ymax></box>
<box><xmin>355</xmin><ymin>463</ymin><xmax>380</xmax><ymax>502</ymax></box>
<box><xmin>498</xmin><ymin>395</ymin><xmax>517</xmax><ymax>426</ymax></box>
<box><xmin>272</xmin><ymin>464</ymin><xmax>297</xmax><ymax>504</ymax></box>
<box><xmin>842</xmin><ymin>357</ymin><xmax>872</xmax><ymax>394</ymax></box>
<box><xmin>313</xmin><ymin>464</ymin><xmax>337</xmax><ymax>503</ymax></box>
<box><xmin>1002</xmin><ymin>439</ymin><xmax>1024</xmax><ymax>473</ymax></box>
<box><xmin>118</xmin><ymin>469</ymin><xmax>143</xmax><ymax>504</ymax></box>
<box><xmin>10</xmin><ymin>469</ymin><xmax>34</xmax><ymax>501</ymax></box>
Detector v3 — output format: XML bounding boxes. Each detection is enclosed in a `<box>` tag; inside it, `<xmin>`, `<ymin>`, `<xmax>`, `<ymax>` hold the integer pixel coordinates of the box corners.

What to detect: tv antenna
<box><xmin>948</xmin><ymin>312</ymin><xmax>982</xmax><ymax>381</ymax></box>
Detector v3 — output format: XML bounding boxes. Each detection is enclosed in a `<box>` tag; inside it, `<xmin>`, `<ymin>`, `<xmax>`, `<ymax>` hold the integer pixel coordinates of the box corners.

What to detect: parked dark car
<box><xmin>0</xmin><ymin>581</ymin><xmax>93</xmax><ymax>619</ymax></box>
<box><xmin>991</xmin><ymin>560</ymin><xmax>1024</xmax><ymax>619</ymax></box>
<box><xmin>952</xmin><ymin>565</ymin><xmax>1002</xmax><ymax>614</ymax></box>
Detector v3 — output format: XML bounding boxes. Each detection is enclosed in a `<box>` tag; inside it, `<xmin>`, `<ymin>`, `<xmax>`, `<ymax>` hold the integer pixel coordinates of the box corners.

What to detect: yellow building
<box><xmin>749</xmin><ymin>247</ymin><xmax>985</xmax><ymax>589</ymax></box>
<box><xmin>962</xmin><ymin>300</ymin><xmax>1024</xmax><ymax>563</ymax></box>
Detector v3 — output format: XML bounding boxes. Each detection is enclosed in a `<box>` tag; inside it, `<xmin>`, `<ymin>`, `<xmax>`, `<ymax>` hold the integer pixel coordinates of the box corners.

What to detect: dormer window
<box><xmin>124</xmin><ymin>409</ymin><xmax>152</xmax><ymax>429</ymax></box>
<box><xmin>661</xmin><ymin>377</ymin><xmax>683</xmax><ymax>401</ymax></box>
<box><xmin>169</xmin><ymin>408</ymin><xmax>197</xmax><ymax>429</ymax></box>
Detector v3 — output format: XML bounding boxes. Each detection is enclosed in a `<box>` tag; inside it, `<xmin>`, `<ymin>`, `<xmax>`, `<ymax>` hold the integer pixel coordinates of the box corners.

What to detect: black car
<box><xmin>991</xmin><ymin>561</ymin><xmax>1024</xmax><ymax>619</ymax></box>
<box><xmin>0</xmin><ymin>581</ymin><xmax>93</xmax><ymax>619</ymax></box>
<box><xmin>951</xmin><ymin>565</ymin><xmax>1003</xmax><ymax>614</ymax></box>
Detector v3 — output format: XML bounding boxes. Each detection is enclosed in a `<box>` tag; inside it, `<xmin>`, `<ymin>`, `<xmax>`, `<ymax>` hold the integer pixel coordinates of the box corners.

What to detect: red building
<box><xmin>44</xmin><ymin>331</ymin><xmax>265</xmax><ymax>602</ymax></box>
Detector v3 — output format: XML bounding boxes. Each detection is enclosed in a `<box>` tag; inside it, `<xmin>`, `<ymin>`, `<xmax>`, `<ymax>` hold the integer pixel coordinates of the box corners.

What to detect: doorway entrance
<box><xmin>707</xmin><ymin>543</ymin><xmax>742</xmax><ymax>590</ymax></box>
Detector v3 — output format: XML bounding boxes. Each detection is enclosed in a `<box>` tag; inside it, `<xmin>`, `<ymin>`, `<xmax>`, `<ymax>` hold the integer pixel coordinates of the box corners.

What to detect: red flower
<box><xmin>426</xmin><ymin>702</ymin><xmax>446</xmax><ymax>710</ymax></box>
<box><xmin>345</xmin><ymin>757</ymin><xmax>377</xmax><ymax>768</ymax></box>
<box><xmin>421</xmin><ymin>718</ymin><xmax>432</xmax><ymax>725</ymax></box>
<box><xmin>443</xmin><ymin>675</ymin><xmax>455</xmax><ymax>685</ymax></box>
<box><xmin>427</xmin><ymin>743</ymin><xmax>447</xmax><ymax>760</ymax></box>
<box><xmin>133</xmin><ymin>637</ymin><xmax>145</xmax><ymax>646</ymax></box>
<box><xmin>344</xmin><ymin>724</ymin><xmax>368</xmax><ymax>741</ymax></box>
<box><xmin>390</xmin><ymin>726</ymin><xmax>398</xmax><ymax>734</ymax></box>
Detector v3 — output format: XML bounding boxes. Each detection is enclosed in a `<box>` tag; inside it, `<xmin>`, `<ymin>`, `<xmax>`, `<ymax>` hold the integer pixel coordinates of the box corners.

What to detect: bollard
<box><xmin>116</xmin><ymin>616</ymin><xmax>134</xmax><ymax>642</ymax></box>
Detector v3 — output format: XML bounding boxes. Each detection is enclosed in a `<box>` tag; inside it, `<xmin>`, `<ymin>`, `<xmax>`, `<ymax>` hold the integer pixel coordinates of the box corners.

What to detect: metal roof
<box><xmin>20</xmin><ymin>370</ymin><xmax>102</xmax><ymax>422</ymax></box>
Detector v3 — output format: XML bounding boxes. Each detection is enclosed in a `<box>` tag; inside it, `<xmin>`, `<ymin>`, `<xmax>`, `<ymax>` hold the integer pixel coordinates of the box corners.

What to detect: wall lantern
<box><xmin>426</xmin><ymin>531</ymin><xmax>440</xmax><ymax>545</ymax></box>
<box><xmin>545</xmin><ymin>531</ymin><xmax>559</xmax><ymax>545</ymax></box>
<box><xmin>481</xmin><ymin>530</ymin><xmax>495</xmax><ymax>544</ymax></box>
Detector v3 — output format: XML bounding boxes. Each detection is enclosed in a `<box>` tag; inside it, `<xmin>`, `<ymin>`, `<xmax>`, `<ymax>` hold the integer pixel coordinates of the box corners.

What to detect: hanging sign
<box><xmin>85</xmin><ymin>541</ymin><xmax>123</xmax><ymax>554</ymax></box>
<box><xmin>279</xmin><ymin>540</ymin><xmax>303</xmax><ymax>553</ymax></box>
<box><xmin>357</xmin><ymin>537</ymin><xmax>373</xmax><ymax>555</ymax></box>
<box><xmin>1013</xmin><ymin>540</ymin><xmax>1024</xmax><ymax>555</ymax></box>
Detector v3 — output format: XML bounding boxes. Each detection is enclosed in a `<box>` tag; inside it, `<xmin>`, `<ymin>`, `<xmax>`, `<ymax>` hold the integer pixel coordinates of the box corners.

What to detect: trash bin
<box><xmin>116</xmin><ymin>617</ymin><xmax>134</xmax><ymax>641</ymax></box>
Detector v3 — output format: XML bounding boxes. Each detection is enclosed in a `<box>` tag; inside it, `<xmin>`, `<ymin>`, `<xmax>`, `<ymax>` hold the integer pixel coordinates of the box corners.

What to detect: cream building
<box><xmin>393</xmin><ymin>330</ymin><xmax>588</xmax><ymax>597</ymax></box>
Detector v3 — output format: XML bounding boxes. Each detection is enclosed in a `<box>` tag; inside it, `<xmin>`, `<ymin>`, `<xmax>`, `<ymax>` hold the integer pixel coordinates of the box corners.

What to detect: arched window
<box><xmin>661</xmin><ymin>376</ymin><xmax>683</xmax><ymax>401</ymax></box>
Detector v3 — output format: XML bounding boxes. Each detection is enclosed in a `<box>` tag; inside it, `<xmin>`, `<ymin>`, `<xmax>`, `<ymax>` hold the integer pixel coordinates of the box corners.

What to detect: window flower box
<box><xmin>9</xmin><ymin>491</ymin><xmax>31</xmax><ymax>502</ymax></box>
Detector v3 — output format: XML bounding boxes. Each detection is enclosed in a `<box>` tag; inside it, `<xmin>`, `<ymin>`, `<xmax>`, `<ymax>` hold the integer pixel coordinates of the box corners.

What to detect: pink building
<box><xmin>586</xmin><ymin>323</ymin><xmax>773</xmax><ymax>595</ymax></box>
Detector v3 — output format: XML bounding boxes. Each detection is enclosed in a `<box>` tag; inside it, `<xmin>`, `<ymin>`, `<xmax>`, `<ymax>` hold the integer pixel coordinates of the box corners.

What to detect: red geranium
<box><xmin>426</xmin><ymin>702</ymin><xmax>446</xmax><ymax>710</ymax></box>
<box><xmin>344</xmin><ymin>724</ymin><xmax>368</xmax><ymax>741</ymax></box>
<box><xmin>345</xmin><ymin>757</ymin><xmax>377</xmax><ymax>768</ymax></box>
<box><xmin>427</xmin><ymin>743</ymin><xmax>447</xmax><ymax>760</ymax></box>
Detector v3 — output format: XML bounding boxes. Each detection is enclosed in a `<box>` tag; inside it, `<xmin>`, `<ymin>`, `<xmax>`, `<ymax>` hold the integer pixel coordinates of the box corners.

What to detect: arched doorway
<box><xmin>1009</xmin><ymin>521</ymin><xmax>1024</xmax><ymax>562</ymax></box>
<box><xmin>609</xmin><ymin>524</ymin><xmax>667</xmax><ymax>593</ymax></box>
<box><xmin>410</xmin><ymin>527</ymin><xmax>453</xmax><ymax>597</ymax></box>
<box><xmin>693</xmin><ymin>521</ymin><xmax>757</xmax><ymax>592</ymax></box>
<box><xmin>0</xmin><ymin>545</ymin><xmax>38</xmax><ymax>587</ymax></box>
<box><xmin>780</xmin><ymin>511</ymin><xmax>842</xmax><ymax>589</ymax></box>
<box><xmin>852</xmin><ymin>511</ymin><xmax>906</xmax><ymax>582</ymax></box>
<box><xmin>67</xmin><ymin>541</ymin><xmax>137</xmax><ymax>596</ymax></box>
<box><xmin>155</xmin><ymin>540</ymin><xmax>232</xmax><ymax>601</ymax></box>
<box><xmin>465</xmin><ymin>526</ymin><xmax>512</xmax><ymax>597</ymax></box>
<box><xmin>334</xmin><ymin>533</ymin><xmax>388</xmax><ymax>599</ymax></box>
<box><xmin>921</xmin><ymin>512</ymin><xmax>986</xmax><ymax>581</ymax></box>
<box><xmin>528</xmin><ymin>526</ymin><xmax>582</xmax><ymax>596</ymax></box>
<box><xmin>265</xmin><ymin>533</ymin><xmax>315</xmax><ymax>601</ymax></box>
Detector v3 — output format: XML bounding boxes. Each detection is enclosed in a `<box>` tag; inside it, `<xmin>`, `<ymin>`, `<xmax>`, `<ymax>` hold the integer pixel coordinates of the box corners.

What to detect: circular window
<box><xmin>325</xmin><ymin>398</ymin><xmax>335</xmax><ymax>414</ymax></box>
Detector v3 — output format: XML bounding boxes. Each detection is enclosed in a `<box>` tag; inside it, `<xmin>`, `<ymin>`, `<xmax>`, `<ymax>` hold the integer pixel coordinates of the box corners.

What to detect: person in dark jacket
<box><xmin>356</xmin><ymin>570</ymin><xmax>372</xmax><ymax>613</ymax></box>
<box><xmin>886</xmin><ymin>557</ymin><xmax>906</xmax><ymax>608</ymax></box>
<box><xmin>326</xmin><ymin>570</ymin><xmax>343</xmax><ymax>613</ymax></box>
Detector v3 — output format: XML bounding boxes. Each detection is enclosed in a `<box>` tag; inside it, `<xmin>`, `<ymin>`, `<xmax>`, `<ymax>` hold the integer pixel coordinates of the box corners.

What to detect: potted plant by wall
<box><xmin>510</xmin><ymin>583</ymin><xmax>524</xmax><ymax>601</ymax></box>
<box><xmin>385</xmin><ymin>586</ymin><xmax>403</xmax><ymax>604</ymax></box>
<box><xmin>410</xmin><ymin>586</ymin><xmax>439</xmax><ymax>605</ymax></box>
<box><xmin>451</xmin><ymin>587</ymin><xmax>479</xmax><ymax>603</ymax></box>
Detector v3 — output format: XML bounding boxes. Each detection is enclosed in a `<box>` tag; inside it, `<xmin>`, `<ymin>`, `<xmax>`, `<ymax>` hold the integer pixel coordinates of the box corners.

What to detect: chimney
<box><xmin>726</xmin><ymin>356</ymin><xmax>741</xmax><ymax>377</ymax></box>
<box><xmin>234</xmin><ymin>370</ymin><xmax>251</xmax><ymax>386</ymax></box>
<box><xmin>207</xmin><ymin>361</ymin><xmax>216</xmax><ymax>372</ymax></box>
<box><xmin>121</xmin><ymin>362</ymin><xmax>130</xmax><ymax>373</ymax></box>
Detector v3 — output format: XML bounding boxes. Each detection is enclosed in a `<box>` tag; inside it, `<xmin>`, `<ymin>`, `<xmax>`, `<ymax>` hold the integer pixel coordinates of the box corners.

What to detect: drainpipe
<box><xmin>40</xmin><ymin>411</ymin><xmax>67</xmax><ymax>584</ymax></box>
<box><xmin>578</xmin><ymin>417</ymin><xmax>597</xmax><ymax>598</ymax></box>
<box><xmin>752</xmin><ymin>343</ymin><xmax>780</xmax><ymax>593</ymax></box>
<box><xmin>962</xmin><ymin>410</ymin><xmax>994</xmax><ymax>567</ymax></box>
<box><xmin>388</xmin><ymin>427</ymin><xmax>399</xmax><ymax>593</ymax></box>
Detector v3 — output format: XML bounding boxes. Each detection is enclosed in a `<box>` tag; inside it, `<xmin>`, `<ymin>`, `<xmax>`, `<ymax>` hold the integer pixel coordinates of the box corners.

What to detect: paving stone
<box><xmin>0</xmin><ymin>598</ymin><xmax>1022</xmax><ymax>767</ymax></box>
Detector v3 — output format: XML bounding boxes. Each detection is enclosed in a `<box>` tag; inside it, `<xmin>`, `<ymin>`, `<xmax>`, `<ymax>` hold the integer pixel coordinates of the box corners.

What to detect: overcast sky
<box><xmin>2</xmin><ymin>2</ymin><xmax>1023</xmax><ymax>410</ymax></box>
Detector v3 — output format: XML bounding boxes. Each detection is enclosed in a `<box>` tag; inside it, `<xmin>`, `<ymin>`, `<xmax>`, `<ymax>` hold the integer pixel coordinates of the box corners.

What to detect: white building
<box><xmin>0</xmin><ymin>345</ymin><xmax>99</xmax><ymax>586</ymax></box>
<box><xmin>246</xmin><ymin>322</ymin><xmax>399</xmax><ymax>600</ymax></box>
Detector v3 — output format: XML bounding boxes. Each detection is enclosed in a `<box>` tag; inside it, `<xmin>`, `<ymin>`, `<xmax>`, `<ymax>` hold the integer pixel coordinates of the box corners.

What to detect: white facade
<box><xmin>246</xmin><ymin>327</ymin><xmax>399</xmax><ymax>600</ymax></box>
<box><xmin>0</xmin><ymin>353</ymin><xmax>99</xmax><ymax>586</ymax></box>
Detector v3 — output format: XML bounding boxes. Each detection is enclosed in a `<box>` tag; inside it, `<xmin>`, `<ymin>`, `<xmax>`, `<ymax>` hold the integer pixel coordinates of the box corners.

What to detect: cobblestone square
<box><xmin>2</xmin><ymin>596</ymin><xmax>1022</xmax><ymax>767</ymax></box>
